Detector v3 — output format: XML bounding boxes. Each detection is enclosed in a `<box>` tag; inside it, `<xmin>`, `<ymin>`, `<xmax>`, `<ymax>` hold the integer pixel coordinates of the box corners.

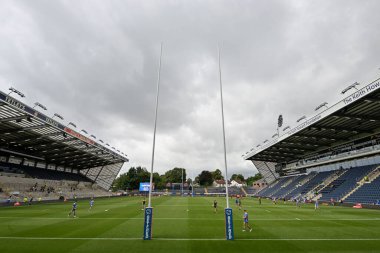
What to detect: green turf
<box><xmin>0</xmin><ymin>196</ymin><xmax>380</xmax><ymax>253</ymax></box>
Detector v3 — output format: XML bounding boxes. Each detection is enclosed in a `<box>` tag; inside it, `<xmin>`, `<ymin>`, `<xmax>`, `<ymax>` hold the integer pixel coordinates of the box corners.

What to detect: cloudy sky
<box><xmin>0</xmin><ymin>0</ymin><xmax>379</xmax><ymax>179</ymax></box>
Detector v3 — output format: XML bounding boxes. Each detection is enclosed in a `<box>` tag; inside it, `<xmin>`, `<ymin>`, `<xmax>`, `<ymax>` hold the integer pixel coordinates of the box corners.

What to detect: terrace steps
<box><xmin>366</xmin><ymin>166</ymin><xmax>380</xmax><ymax>183</ymax></box>
<box><xmin>281</xmin><ymin>178</ymin><xmax>295</xmax><ymax>188</ymax></box>
<box><xmin>254</xmin><ymin>178</ymin><xmax>280</xmax><ymax>196</ymax></box>
<box><xmin>308</xmin><ymin>170</ymin><xmax>346</xmax><ymax>198</ymax></box>
<box><xmin>342</xmin><ymin>166</ymin><xmax>380</xmax><ymax>201</ymax></box>
<box><xmin>299</xmin><ymin>173</ymin><xmax>316</xmax><ymax>186</ymax></box>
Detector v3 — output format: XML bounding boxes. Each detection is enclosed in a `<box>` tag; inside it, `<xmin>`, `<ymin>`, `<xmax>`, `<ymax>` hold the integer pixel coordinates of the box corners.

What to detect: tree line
<box><xmin>112</xmin><ymin>166</ymin><xmax>262</xmax><ymax>191</ymax></box>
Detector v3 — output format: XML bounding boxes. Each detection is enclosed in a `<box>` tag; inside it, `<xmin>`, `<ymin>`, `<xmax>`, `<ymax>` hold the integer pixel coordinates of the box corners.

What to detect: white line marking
<box><xmin>0</xmin><ymin>217</ymin><xmax>379</xmax><ymax>221</ymax></box>
<box><xmin>265</xmin><ymin>210</ymin><xmax>271</xmax><ymax>213</ymax></box>
<box><xmin>0</xmin><ymin>237</ymin><xmax>378</xmax><ymax>241</ymax></box>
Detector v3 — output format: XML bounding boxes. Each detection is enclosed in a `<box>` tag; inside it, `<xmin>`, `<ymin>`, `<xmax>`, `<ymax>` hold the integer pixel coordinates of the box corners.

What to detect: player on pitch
<box><xmin>242</xmin><ymin>209</ymin><xmax>252</xmax><ymax>232</ymax></box>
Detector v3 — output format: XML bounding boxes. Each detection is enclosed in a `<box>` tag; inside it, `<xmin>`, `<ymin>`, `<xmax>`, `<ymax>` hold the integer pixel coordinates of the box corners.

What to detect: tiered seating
<box><xmin>207</xmin><ymin>187</ymin><xmax>226</xmax><ymax>194</ymax></box>
<box><xmin>299</xmin><ymin>170</ymin><xmax>335</xmax><ymax>195</ymax></box>
<box><xmin>0</xmin><ymin>162</ymin><xmax>91</xmax><ymax>182</ymax></box>
<box><xmin>25</xmin><ymin>167</ymin><xmax>90</xmax><ymax>182</ymax></box>
<box><xmin>319</xmin><ymin>165</ymin><xmax>375</xmax><ymax>202</ymax></box>
<box><xmin>244</xmin><ymin>187</ymin><xmax>257</xmax><ymax>195</ymax></box>
<box><xmin>0</xmin><ymin>171</ymin><xmax>108</xmax><ymax>203</ymax></box>
<box><xmin>320</xmin><ymin>177</ymin><xmax>346</xmax><ymax>195</ymax></box>
<box><xmin>282</xmin><ymin>173</ymin><xmax>316</xmax><ymax>199</ymax></box>
<box><xmin>229</xmin><ymin>187</ymin><xmax>243</xmax><ymax>195</ymax></box>
<box><xmin>272</xmin><ymin>174</ymin><xmax>308</xmax><ymax>199</ymax></box>
<box><xmin>193</xmin><ymin>187</ymin><xmax>205</xmax><ymax>194</ymax></box>
<box><xmin>256</xmin><ymin>177</ymin><xmax>289</xmax><ymax>197</ymax></box>
<box><xmin>345</xmin><ymin>175</ymin><xmax>380</xmax><ymax>204</ymax></box>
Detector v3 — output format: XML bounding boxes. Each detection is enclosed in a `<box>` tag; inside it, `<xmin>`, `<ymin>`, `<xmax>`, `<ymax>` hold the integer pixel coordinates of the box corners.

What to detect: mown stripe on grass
<box><xmin>0</xmin><ymin>237</ymin><xmax>379</xmax><ymax>241</ymax></box>
<box><xmin>0</xmin><ymin>217</ymin><xmax>380</xmax><ymax>221</ymax></box>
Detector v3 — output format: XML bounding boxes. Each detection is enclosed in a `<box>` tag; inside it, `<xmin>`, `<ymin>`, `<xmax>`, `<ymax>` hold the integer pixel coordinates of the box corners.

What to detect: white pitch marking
<box><xmin>0</xmin><ymin>237</ymin><xmax>379</xmax><ymax>241</ymax></box>
<box><xmin>265</xmin><ymin>210</ymin><xmax>271</xmax><ymax>213</ymax></box>
<box><xmin>0</xmin><ymin>217</ymin><xmax>380</xmax><ymax>221</ymax></box>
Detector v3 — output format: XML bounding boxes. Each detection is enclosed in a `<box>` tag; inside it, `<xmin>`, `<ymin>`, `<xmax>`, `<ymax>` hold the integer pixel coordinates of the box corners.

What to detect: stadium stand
<box><xmin>193</xmin><ymin>187</ymin><xmax>205</xmax><ymax>195</ymax></box>
<box><xmin>243</xmin><ymin>77</ymin><xmax>380</xmax><ymax>207</ymax></box>
<box><xmin>252</xmin><ymin>164</ymin><xmax>380</xmax><ymax>204</ymax></box>
<box><xmin>204</xmin><ymin>187</ymin><xmax>245</xmax><ymax>196</ymax></box>
<box><xmin>319</xmin><ymin>165</ymin><xmax>376</xmax><ymax>201</ymax></box>
<box><xmin>281</xmin><ymin>173</ymin><xmax>315</xmax><ymax>198</ymax></box>
<box><xmin>0</xmin><ymin>162</ymin><xmax>91</xmax><ymax>182</ymax></box>
<box><xmin>256</xmin><ymin>177</ymin><xmax>290</xmax><ymax>197</ymax></box>
<box><xmin>273</xmin><ymin>174</ymin><xmax>307</xmax><ymax>198</ymax></box>
<box><xmin>244</xmin><ymin>187</ymin><xmax>257</xmax><ymax>195</ymax></box>
<box><xmin>345</xmin><ymin>170</ymin><xmax>380</xmax><ymax>204</ymax></box>
<box><xmin>0</xmin><ymin>89</ymin><xmax>129</xmax><ymax>203</ymax></box>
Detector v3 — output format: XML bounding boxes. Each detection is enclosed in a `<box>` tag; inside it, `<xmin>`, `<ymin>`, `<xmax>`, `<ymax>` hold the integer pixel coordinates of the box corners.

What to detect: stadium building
<box><xmin>243</xmin><ymin>77</ymin><xmax>380</xmax><ymax>205</ymax></box>
<box><xmin>0</xmin><ymin>89</ymin><xmax>129</xmax><ymax>201</ymax></box>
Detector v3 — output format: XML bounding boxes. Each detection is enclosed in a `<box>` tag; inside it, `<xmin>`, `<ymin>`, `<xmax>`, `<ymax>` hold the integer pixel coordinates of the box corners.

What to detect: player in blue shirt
<box><xmin>89</xmin><ymin>198</ymin><xmax>94</xmax><ymax>211</ymax></box>
<box><xmin>68</xmin><ymin>201</ymin><xmax>77</xmax><ymax>217</ymax></box>
<box><xmin>314</xmin><ymin>199</ymin><xmax>319</xmax><ymax>210</ymax></box>
<box><xmin>242</xmin><ymin>209</ymin><xmax>252</xmax><ymax>232</ymax></box>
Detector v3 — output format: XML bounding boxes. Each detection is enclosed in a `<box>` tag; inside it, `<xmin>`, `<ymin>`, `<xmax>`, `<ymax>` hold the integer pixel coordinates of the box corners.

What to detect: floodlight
<box><xmin>315</xmin><ymin>102</ymin><xmax>328</xmax><ymax>111</ymax></box>
<box><xmin>33</xmin><ymin>102</ymin><xmax>47</xmax><ymax>110</ymax></box>
<box><xmin>297</xmin><ymin>116</ymin><xmax>306</xmax><ymax>122</ymax></box>
<box><xmin>8</xmin><ymin>87</ymin><xmax>25</xmax><ymax>98</ymax></box>
<box><xmin>52</xmin><ymin>113</ymin><xmax>64</xmax><ymax>120</ymax></box>
<box><xmin>283</xmin><ymin>126</ymin><xmax>291</xmax><ymax>131</ymax></box>
<box><xmin>80</xmin><ymin>129</ymin><xmax>88</xmax><ymax>134</ymax></box>
<box><xmin>67</xmin><ymin>122</ymin><xmax>77</xmax><ymax>128</ymax></box>
<box><xmin>341</xmin><ymin>82</ymin><xmax>360</xmax><ymax>94</ymax></box>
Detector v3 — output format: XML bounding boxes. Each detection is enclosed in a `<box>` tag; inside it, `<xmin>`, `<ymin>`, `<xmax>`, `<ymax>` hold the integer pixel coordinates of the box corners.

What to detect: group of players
<box><xmin>140</xmin><ymin>195</ymin><xmax>253</xmax><ymax>232</ymax></box>
<box><xmin>68</xmin><ymin>196</ymin><xmax>253</xmax><ymax>232</ymax></box>
<box><xmin>68</xmin><ymin>194</ymin><xmax>321</xmax><ymax>232</ymax></box>
<box><xmin>212</xmin><ymin>196</ymin><xmax>252</xmax><ymax>232</ymax></box>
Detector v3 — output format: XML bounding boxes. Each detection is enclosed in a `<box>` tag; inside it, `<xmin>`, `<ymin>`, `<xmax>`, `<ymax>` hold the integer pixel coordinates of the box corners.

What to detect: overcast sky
<box><xmin>0</xmin><ymin>0</ymin><xmax>379</xmax><ymax>179</ymax></box>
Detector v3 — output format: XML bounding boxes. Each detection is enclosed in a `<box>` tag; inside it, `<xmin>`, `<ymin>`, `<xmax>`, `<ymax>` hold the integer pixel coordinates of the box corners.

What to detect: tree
<box><xmin>164</xmin><ymin>167</ymin><xmax>186</xmax><ymax>183</ymax></box>
<box><xmin>153</xmin><ymin>172</ymin><xmax>166</xmax><ymax>190</ymax></box>
<box><xmin>230</xmin><ymin>174</ymin><xmax>245</xmax><ymax>182</ymax></box>
<box><xmin>112</xmin><ymin>166</ymin><xmax>150</xmax><ymax>191</ymax></box>
<box><xmin>212</xmin><ymin>169</ymin><xmax>224</xmax><ymax>180</ymax></box>
<box><xmin>246</xmin><ymin>173</ymin><xmax>263</xmax><ymax>186</ymax></box>
<box><xmin>198</xmin><ymin>170</ymin><xmax>213</xmax><ymax>186</ymax></box>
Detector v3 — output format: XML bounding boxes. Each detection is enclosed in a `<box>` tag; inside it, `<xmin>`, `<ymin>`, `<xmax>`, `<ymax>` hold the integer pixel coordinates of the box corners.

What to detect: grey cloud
<box><xmin>0</xmin><ymin>0</ymin><xmax>379</xmax><ymax>178</ymax></box>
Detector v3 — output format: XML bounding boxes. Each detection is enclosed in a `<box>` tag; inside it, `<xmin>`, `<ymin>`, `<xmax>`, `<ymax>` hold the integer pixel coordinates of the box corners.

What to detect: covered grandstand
<box><xmin>0</xmin><ymin>89</ymin><xmax>129</xmax><ymax>199</ymax></box>
<box><xmin>243</xmin><ymin>77</ymin><xmax>380</xmax><ymax>205</ymax></box>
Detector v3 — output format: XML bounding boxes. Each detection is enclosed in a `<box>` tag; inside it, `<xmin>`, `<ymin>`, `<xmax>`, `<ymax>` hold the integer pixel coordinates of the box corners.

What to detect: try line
<box><xmin>0</xmin><ymin>236</ymin><xmax>379</xmax><ymax>241</ymax></box>
<box><xmin>0</xmin><ymin>217</ymin><xmax>379</xmax><ymax>221</ymax></box>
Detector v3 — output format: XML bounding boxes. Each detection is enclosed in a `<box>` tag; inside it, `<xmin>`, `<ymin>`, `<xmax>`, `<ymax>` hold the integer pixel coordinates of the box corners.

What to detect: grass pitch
<box><xmin>0</xmin><ymin>196</ymin><xmax>380</xmax><ymax>253</ymax></box>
